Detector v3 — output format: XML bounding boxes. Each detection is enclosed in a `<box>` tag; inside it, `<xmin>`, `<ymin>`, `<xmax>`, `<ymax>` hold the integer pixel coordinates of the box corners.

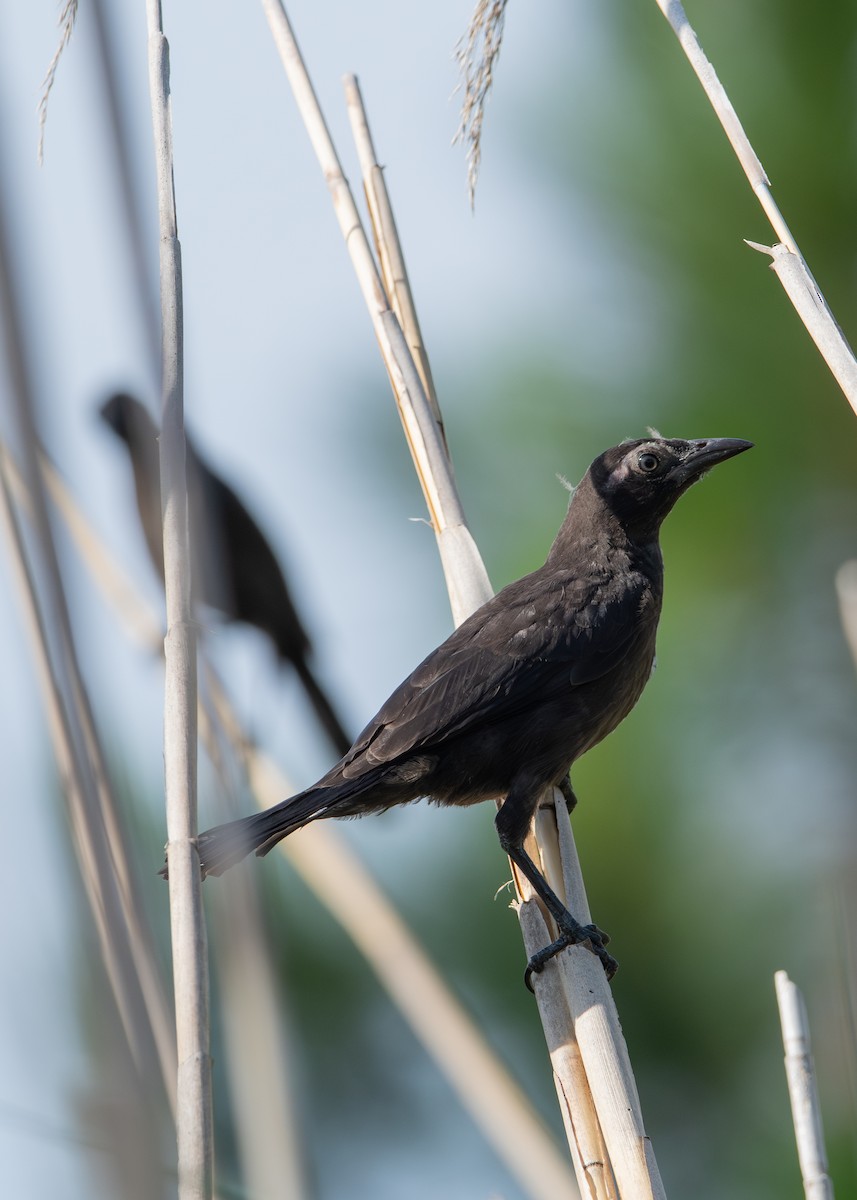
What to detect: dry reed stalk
<box><xmin>654</xmin><ymin>0</ymin><xmax>857</xmax><ymax>418</ymax></box>
<box><xmin>36</xmin><ymin>432</ymin><xmax>308</xmax><ymax>1191</ymax></box>
<box><xmin>775</xmin><ymin>971</ymin><xmax>835</xmax><ymax>1199</ymax></box>
<box><xmin>37</xmin><ymin>449</ymin><xmax>164</xmax><ymax>652</ymax></box>
<box><xmin>145</xmin><ymin>1</ymin><xmax>212</xmax><ymax>1194</ymax></box>
<box><xmin>343</xmin><ymin>74</ymin><xmax>445</xmax><ymax>447</ymax></box>
<box><xmin>0</xmin><ymin>441</ymin><xmax>177</xmax><ymax>1109</ymax></box>
<box><xmin>546</xmin><ymin>798</ymin><xmax>663</xmax><ymax>1194</ymax></box>
<box><xmin>259</xmin><ymin>0</ymin><xmax>491</xmax><ymax>625</ymax></box>
<box><xmin>209</xmin><ymin>884</ymin><xmax>309</xmax><ymax>1200</ymax></box>
<box><xmin>257</xmin><ymin>5</ymin><xmax>663</xmax><ymax>1191</ymax></box>
<box><xmin>198</xmin><ymin>678</ymin><xmax>310</xmax><ymax>1200</ymax></box>
<box><xmin>744</xmin><ymin>244</ymin><xmax>857</xmax><ymax>411</ymax></box>
<box><xmin>0</xmin><ymin>455</ymin><xmax>154</xmax><ymax>1076</ymax></box>
<box><xmin>342</xmin><ymin>75</ymin><xmax>618</xmax><ymax>1193</ymax></box>
<box><xmin>0</xmin><ymin>162</ymin><xmax>177</xmax><ymax>1122</ymax></box>
<box><xmin>518</xmin><ymin>900</ymin><xmax>616</xmax><ymax>1199</ymax></box>
<box><xmin>344</xmin><ymin>64</ymin><xmax>664</xmax><ymax>1200</ymax></box>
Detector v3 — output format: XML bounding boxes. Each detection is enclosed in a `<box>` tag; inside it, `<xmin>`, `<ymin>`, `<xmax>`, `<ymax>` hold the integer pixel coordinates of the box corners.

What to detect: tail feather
<box><xmin>160</xmin><ymin>769</ymin><xmax>386</xmax><ymax>881</ymax></box>
<box><xmin>195</xmin><ymin>786</ymin><xmax>333</xmax><ymax>878</ymax></box>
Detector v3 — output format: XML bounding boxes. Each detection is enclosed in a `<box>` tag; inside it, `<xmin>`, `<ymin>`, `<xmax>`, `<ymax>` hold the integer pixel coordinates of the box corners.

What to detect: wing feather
<box><xmin>339</xmin><ymin>566</ymin><xmax>650</xmax><ymax>777</ymax></box>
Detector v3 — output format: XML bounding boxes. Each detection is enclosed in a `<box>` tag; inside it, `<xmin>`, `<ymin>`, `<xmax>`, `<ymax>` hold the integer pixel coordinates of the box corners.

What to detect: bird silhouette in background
<box><xmin>182</xmin><ymin>435</ymin><xmax>752</xmax><ymax>983</ymax></box>
<box><xmin>100</xmin><ymin>392</ymin><xmax>352</xmax><ymax>757</ymax></box>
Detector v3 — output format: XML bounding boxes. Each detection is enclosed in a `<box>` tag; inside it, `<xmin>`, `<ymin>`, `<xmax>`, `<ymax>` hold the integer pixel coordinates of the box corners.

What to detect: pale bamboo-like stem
<box><xmin>774</xmin><ymin>971</ymin><xmax>835</xmax><ymax>1200</ymax></box>
<box><xmin>745</xmin><ymin>243</ymin><xmax>857</xmax><ymax>419</ymax></box>
<box><xmin>834</xmin><ymin>562</ymin><xmax>857</xmax><ymax>673</ymax></box>
<box><xmin>257</xmin><ymin>8</ymin><xmax>660</xmax><ymax>1189</ymax></box>
<box><xmin>145</xmin><ymin>2</ymin><xmax>212</xmax><ymax>1195</ymax></box>
<box><xmin>210</xmin><ymin>884</ymin><xmax>309</xmax><ymax>1200</ymax></box>
<box><xmin>519</xmin><ymin>900</ymin><xmax>616</xmax><ymax>1200</ymax></box>
<box><xmin>654</xmin><ymin>0</ymin><xmax>857</xmax><ymax>417</ymax></box>
<box><xmin>546</xmin><ymin>797</ymin><xmax>664</xmax><ymax>1197</ymax></box>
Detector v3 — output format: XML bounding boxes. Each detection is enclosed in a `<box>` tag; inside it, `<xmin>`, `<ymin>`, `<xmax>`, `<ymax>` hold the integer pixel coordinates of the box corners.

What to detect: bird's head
<box><xmin>587</xmin><ymin>437</ymin><xmax>753</xmax><ymax>539</ymax></box>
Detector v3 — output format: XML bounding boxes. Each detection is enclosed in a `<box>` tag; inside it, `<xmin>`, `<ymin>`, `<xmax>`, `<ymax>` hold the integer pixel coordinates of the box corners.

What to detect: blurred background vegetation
<box><xmin>2</xmin><ymin>1</ymin><xmax>856</xmax><ymax>1197</ymax></box>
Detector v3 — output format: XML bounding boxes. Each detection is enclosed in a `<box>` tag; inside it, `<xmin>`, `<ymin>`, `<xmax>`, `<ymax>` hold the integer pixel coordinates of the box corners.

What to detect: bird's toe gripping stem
<box><xmin>524</xmin><ymin>921</ymin><xmax>618</xmax><ymax>992</ymax></box>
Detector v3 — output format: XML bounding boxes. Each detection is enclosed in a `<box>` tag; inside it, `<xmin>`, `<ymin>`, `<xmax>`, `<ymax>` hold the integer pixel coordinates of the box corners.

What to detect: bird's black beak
<box><xmin>677</xmin><ymin>438</ymin><xmax>753</xmax><ymax>481</ymax></box>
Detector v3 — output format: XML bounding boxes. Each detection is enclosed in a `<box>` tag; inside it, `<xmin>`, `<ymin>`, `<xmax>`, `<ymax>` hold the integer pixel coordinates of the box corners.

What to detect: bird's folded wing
<box><xmin>343</xmin><ymin>570</ymin><xmax>649</xmax><ymax>769</ymax></box>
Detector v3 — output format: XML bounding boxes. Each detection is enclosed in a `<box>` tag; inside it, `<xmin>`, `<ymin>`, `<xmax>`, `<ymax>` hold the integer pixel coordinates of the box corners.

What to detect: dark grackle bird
<box><xmin>183</xmin><ymin>436</ymin><xmax>752</xmax><ymax>981</ymax></box>
<box><xmin>100</xmin><ymin>393</ymin><xmax>352</xmax><ymax>757</ymax></box>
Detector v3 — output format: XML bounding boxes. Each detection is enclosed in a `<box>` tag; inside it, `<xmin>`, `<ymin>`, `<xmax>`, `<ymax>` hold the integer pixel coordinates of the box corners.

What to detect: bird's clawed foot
<box><xmin>524</xmin><ymin>921</ymin><xmax>618</xmax><ymax>992</ymax></box>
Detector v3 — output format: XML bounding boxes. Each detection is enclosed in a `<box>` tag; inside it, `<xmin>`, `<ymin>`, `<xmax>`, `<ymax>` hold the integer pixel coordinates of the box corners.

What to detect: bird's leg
<box><xmin>495</xmin><ymin>794</ymin><xmax>617</xmax><ymax>989</ymax></box>
<box><xmin>506</xmin><ymin>842</ymin><xmax>618</xmax><ymax>989</ymax></box>
<box><xmin>558</xmin><ymin>775</ymin><xmax>577</xmax><ymax>813</ymax></box>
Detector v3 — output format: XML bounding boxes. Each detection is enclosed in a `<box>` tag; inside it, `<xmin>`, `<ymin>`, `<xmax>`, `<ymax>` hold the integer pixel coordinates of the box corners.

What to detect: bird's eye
<box><xmin>637</xmin><ymin>452</ymin><xmax>660</xmax><ymax>473</ymax></box>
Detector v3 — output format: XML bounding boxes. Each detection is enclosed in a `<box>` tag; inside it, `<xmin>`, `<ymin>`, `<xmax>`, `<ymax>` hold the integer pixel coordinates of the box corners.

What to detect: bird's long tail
<box><xmin>292</xmin><ymin>656</ymin><xmax>352</xmax><ymax>758</ymax></box>
<box><xmin>167</xmin><ymin>765</ymin><xmax>386</xmax><ymax>880</ymax></box>
<box><xmin>186</xmin><ymin>786</ymin><xmax>334</xmax><ymax>878</ymax></box>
